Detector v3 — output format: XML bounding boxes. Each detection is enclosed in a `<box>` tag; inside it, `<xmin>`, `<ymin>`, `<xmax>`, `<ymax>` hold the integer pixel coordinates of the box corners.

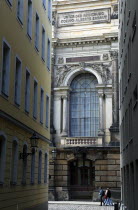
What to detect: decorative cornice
<box><xmin>0</xmin><ymin>110</ymin><xmax>51</xmax><ymax>144</ymax></box>
<box><xmin>53</xmin><ymin>36</ymin><xmax>118</xmax><ymax>48</ymax></box>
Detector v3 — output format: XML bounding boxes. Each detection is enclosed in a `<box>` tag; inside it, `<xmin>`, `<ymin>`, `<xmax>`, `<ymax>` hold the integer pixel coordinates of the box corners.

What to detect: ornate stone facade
<box><xmin>50</xmin><ymin>0</ymin><xmax>120</xmax><ymax>201</ymax></box>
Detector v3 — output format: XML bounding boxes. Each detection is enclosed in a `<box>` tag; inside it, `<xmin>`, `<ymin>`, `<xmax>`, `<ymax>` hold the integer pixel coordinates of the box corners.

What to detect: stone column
<box><xmin>110</xmin><ymin>50</ymin><xmax>119</xmax><ymax>128</ymax></box>
<box><xmin>53</xmin><ymin>95</ymin><xmax>62</xmax><ymax>135</ymax></box>
<box><xmin>98</xmin><ymin>93</ymin><xmax>104</xmax><ymax>135</ymax></box>
<box><xmin>105</xmin><ymin>92</ymin><xmax>112</xmax><ymax>143</ymax></box>
<box><xmin>61</xmin><ymin>96</ymin><xmax>68</xmax><ymax>137</ymax></box>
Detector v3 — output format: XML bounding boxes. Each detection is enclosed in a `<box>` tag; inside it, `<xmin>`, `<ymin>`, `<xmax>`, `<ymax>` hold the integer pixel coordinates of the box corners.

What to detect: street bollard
<box><xmin>114</xmin><ymin>203</ymin><xmax>118</xmax><ymax>210</ymax></box>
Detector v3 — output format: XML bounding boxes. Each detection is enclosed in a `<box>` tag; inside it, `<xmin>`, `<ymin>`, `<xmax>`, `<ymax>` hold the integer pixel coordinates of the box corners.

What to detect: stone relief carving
<box><xmin>79</xmin><ymin>62</ymin><xmax>86</xmax><ymax>70</ymax></box>
<box><xmin>111</xmin><ymin>4</ymin><xmax>118</xmax><ymax>19</ymax></box>
<box><xmin>52</xmin><ymin>11</ymin><xmax>56</xmax><ymax>25</ymax></box>
<box><xmin>58</xmin><ymin>57</ymin><xmax>64</xmax><ymax>64</ymax></box>
<box><xmin>103</xmin><ymin>54</ymin><xmax>109</xmax><ymax>61</ymax></box>
<box><xmin>110</xmin><ymin>50</ymin><xmax>118</xmax><ymax>60</ymax></box>
<box><xmin>55</xmin><ymin>65</ymin><xmax>71</xmax><ymax>86</ymax></box>
<box><xmin>55</xmin><ymin>62</ymin><xmax>112</xmax><ymax>86</ymax></box>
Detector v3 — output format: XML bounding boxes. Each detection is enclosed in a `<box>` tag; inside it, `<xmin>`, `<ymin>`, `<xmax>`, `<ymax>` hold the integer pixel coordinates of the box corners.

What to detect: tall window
<box><xmin>17</xmin><ymin>0</ymin><xmax>24</xmax><ymax>24</ymax></box>
<box><xmin>33</xmin><ymin>80</ymin><xmax>38</xmax><ymax>119</ymax></box>
<box><xmin>48</xmin><ymin>0</ymin><xmax>51</xmax><ymax>21</ymax></box>
<box><xmin>22</xmin><ymin>144</ymin><xmax>27</xmax><ymax>184</ymax></box>
<box><xmin>40</xmin><ymin>88</ymin><xmax>44</xmax><ymax>124</ymax></box>
<box><xmin>42</xmin><ymin>27</ymin><xmax>46</xmax><ymax>61</ymax></box>
<box><xmin>11</xmin><ymin>140</ymin><xmax>18</xmax><ymax>184</ymax></box>
<box><xmin>14</xmin><ymin>57</ymin><xmax>22</xmax><ymax>106</ymax></box>
<box><xmin>30</xmin><ymin>148</ymin><xmax>35</xmax><ymax>184</ymax></box>
<box><xmin>35</xmin><ymin>13</ymin><xmax>40</xmax><ymax>51</ymax></box>
<box><xmin>42</xmin><ymin>0</ymin><xmax>46</xmax><ymax>10</ymax></box>
<box><xmin>0</xmin><ymin>134</ymin><xmax>6</xmax><ymax>184</ymax></box>
<box><xmin>25</xmin><ymin>70</ymin><xmax>30</xmax><ymax>113</ymax></box>
<box><xmin>2</xmin><ymin>41</ymin><xmax>11</xmax><ymax>97</ymax></box>
<box><xmin>70</xmin><ymin>73</ymin><xmax>99</xmax><ymax>137</ymax></box>
<box><xmin>47</xmin><ymin>39</ymin><xmax>51</xmax><ymax>70</ymax></box>
<box><xmin>46</xmin><ymin>95</ymin><xmax>49</xmax><ymax>128</ymax></box>
<box><xmin>27</xmin><ymin>0</ymin><xmax>33</xmax><ymax>38</ymax></box>
<box><xmin>44</xmin><ymin>153</ymin><xmax>48</xmax><ymax>183</ymax></box>
<box><xmin>38</xmin><ymin>151</ymin><xmax>42</xmax><ymax>183</ymax></box>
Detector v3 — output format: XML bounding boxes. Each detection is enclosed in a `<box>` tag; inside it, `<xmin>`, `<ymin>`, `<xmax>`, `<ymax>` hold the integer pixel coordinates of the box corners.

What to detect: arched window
<box><xmin>0</xmin><ymin>133</ymin><xmax>6</xmax><ymax>184</ymax></box>
<box><xmin>30</xmin><ymin>148</ymin><xmax>35</xmax><ymax>184</ymax></box>
<box><xmin>70</xmin><ymin>73</ymin><xmax>99</xmax><ymax>137</ymax></box>
<box><xmin>38</xmin><ymin>150</ymin><xmax>42</xmax><ymax>183</ymax></box>
<box><xmin>22</xmin><ymin>144</ymin><xmax>27</xmax><ymax>184</ymax></box>
<box><xmin>11</xmin><ymin>139</ymin><xmax>18</xmax><ymax>184</ymax></box>
<box><xmin>44</xmin><ymin>153</ymin><xmax>48</xmax><ymax>183</ymax></box>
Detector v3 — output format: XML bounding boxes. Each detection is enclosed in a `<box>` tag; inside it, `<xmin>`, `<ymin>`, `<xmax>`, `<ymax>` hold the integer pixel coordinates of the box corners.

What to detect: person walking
<box><xmin>99</xmin><ymin>187</ymin><xmax>105</xmax><ymax>206</ymax></box>
<box><xmin>104</xmin><ymin>188</ymin><xmax>113</xmax><ymax>206</ymax></box>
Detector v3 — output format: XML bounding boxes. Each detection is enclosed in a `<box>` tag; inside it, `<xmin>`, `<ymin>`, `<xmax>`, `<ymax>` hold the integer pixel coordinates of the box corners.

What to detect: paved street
<box><xmin>48</xmin><ymin>201</ymin><xmax>114</xmax><ymax>210</ymax></box>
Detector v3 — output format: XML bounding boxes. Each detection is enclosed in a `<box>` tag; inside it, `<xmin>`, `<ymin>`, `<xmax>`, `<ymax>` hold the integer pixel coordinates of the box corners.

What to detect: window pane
<box><xmin>70</xmin><ymin>73</ymin><xmax>99</xmax><ymax>137</ymax></box>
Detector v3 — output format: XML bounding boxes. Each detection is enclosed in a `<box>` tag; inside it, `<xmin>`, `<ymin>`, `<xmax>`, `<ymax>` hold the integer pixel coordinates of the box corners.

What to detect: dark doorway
<box><xmin>69</xmin><ymin>158</ymin><xmax>95</xmax><ymax>200</ymax></box>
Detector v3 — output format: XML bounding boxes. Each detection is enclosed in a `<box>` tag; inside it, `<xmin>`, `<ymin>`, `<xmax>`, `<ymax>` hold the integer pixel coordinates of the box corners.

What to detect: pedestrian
<box><xmin>99</xmin><ymin>187</ymin><xmax>105</xmax><ymax>206</ymax></box>
<box><xmin>104</xmin><ymin>188</ymin><xmax>113</xmax><ymax>206</ymax></box>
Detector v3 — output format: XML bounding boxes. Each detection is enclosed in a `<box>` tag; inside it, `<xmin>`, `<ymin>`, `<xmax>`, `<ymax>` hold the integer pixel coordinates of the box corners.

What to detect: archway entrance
<box><xmin>69</xmin><ymin>157</ymin><xmax>95</xmax><ymax>200</ymax></box>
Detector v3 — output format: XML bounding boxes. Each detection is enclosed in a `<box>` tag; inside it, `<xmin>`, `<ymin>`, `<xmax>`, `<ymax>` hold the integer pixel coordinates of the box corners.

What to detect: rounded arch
<box><xmin>62</xmin><ymin>68</ymin><xmax>102</xmax><ymax>87</ymax></box>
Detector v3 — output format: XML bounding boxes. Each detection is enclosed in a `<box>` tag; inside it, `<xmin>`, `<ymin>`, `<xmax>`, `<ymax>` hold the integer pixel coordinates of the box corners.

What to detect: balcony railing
<box><xmin>61</xmin><ymin>137</ymin><xmax>120</xmax><ymax>148</ymax></box>
<box><xmin>66</xmin><ymin>137</ymin><xmax>97</xmax><ymax>146</ymax></box>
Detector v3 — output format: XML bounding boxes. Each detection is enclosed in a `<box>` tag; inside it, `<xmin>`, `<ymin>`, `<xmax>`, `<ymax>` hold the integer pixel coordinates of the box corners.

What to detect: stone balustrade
<box><xmin>65</xmin><ymin>137</ymin><xmax>98</xmax><ymax>146</ymax></box>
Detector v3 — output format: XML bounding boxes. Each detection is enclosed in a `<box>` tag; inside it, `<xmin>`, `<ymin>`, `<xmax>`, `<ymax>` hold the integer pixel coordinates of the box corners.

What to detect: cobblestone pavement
<box><xmin>48</xmin><ymin>201</ymin><xmax>114</xmax><ymax>210</ymax></box>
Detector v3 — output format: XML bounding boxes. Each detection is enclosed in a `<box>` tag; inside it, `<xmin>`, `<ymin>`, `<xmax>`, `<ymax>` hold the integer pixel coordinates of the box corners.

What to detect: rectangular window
<box><xmin>42</xmin><ymin>27</ymin><xmax>46</xmax><ymax>61</ymax></box>
<box><xmin>2</xmin><ymin>41</ymin><xmax>11</xmax><ymax>97</ymax></box>
<box><xmin>17</xmin><ymin>0</ymin><xmax>24</xmax><ymax>24</ymax></box>
<box><xmin>14</xmin><ymin>57</ymin><xmax>22</xmax><ymax>106</ymax></box>
<box><xmin>27</xmin><ymin>0</ymin><xmax>33</xmax><ymax>38</ymax></box>
<box><xmin>48</xmin><ymin>0</ymin><xmax>51</xmax><ymax>21</ymax></box>
<box><xmin>33</xmin><ymin>80</ymin><xmax>38</xmax><ymax>119</ymax></box>
<box><xmin>35</xmin><ymin>13</ymin><xmax>39</xmax><ymax>51</ymax></box>
<box><xmin>42</xmin><ymin>0</ymin><xmax>46</xmax><ymax>10</ymax></box>
<box><xmin>46</xmin><ymin>95</ymin><xmax>49</xmax><ymax>128</ymax></box>
<box><xmin>25</xmin><ymin>70</ymin><xmax>30</xmax><ymax>113</ymax></box>
<box><xmin>47</xmin><ymin>39</ymin><xmax>51</xmax><ymax>70</ymax></box>
<box><xmin>40</xmin><ymin>88</ymin><xmax>44</xmax><ymax>124</ymax></box>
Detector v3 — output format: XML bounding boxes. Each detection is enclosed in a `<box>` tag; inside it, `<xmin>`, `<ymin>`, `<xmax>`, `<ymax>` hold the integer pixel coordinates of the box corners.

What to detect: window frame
<box><xmin>1</xmin><ymin>39</ymin><xmax>11</xmax><ymax>97</ymax></box>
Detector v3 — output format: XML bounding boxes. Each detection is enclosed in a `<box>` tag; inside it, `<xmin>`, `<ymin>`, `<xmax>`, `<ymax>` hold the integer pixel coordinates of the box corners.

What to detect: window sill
<box><xmin>0</xmin><ymin>92</ymin><xmax>9</xmax><ymax>101</ymax></box>
<box><xmin>41</xmin><ymin>57</ymin><xmax>45</xmax><ymax>63</ymax></box>
<box><xmin>40</xmin><ymin>121</ymin><xmax>44</xmax><ymax>125</ymax></box>
<box><xmin>16</xmin><ymin>17</ymin><xmax>23</xmax><ymax>28</ymax></box>
<box><xmin>6</xmin><ymin>0</ymin><xmax>12</xmax><ymax>9</ymax></box>
<box><xmin>27</xmin><ymin>33</ymin><xmax>32</xmax><ymax>42</ymax></box>
<box><xmin>25</xmin><ymin>110</ymin><xmax>29</xmax><ymax>115</ymax></box>
<box><xmin>35</xmin><ymin>46</ymin><xmax>39</xmax><ymax>54</ymax></box>
<box><xmin>14</xmin><ymin>102</ymin><xmax>20</xmax><ymax>109</ymax></box>
<box><xmin>43</xmin><ymin>4</ymin><xmax>46</xmax><ymax>10</ymax></box>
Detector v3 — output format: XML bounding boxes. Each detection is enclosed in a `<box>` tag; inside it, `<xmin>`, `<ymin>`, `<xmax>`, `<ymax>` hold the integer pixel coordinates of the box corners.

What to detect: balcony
<box><xmin>61</xmin><ymin>137</ymin><xmax>120</xmax><ymax>148</ymax></box>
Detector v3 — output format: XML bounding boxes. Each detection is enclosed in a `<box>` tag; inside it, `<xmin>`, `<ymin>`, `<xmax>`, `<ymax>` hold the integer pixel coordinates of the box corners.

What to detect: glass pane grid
<box><xmin>70</xmin><ymin>73</ymin><xmax>99</xmax><ymax>137</ymax></box>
